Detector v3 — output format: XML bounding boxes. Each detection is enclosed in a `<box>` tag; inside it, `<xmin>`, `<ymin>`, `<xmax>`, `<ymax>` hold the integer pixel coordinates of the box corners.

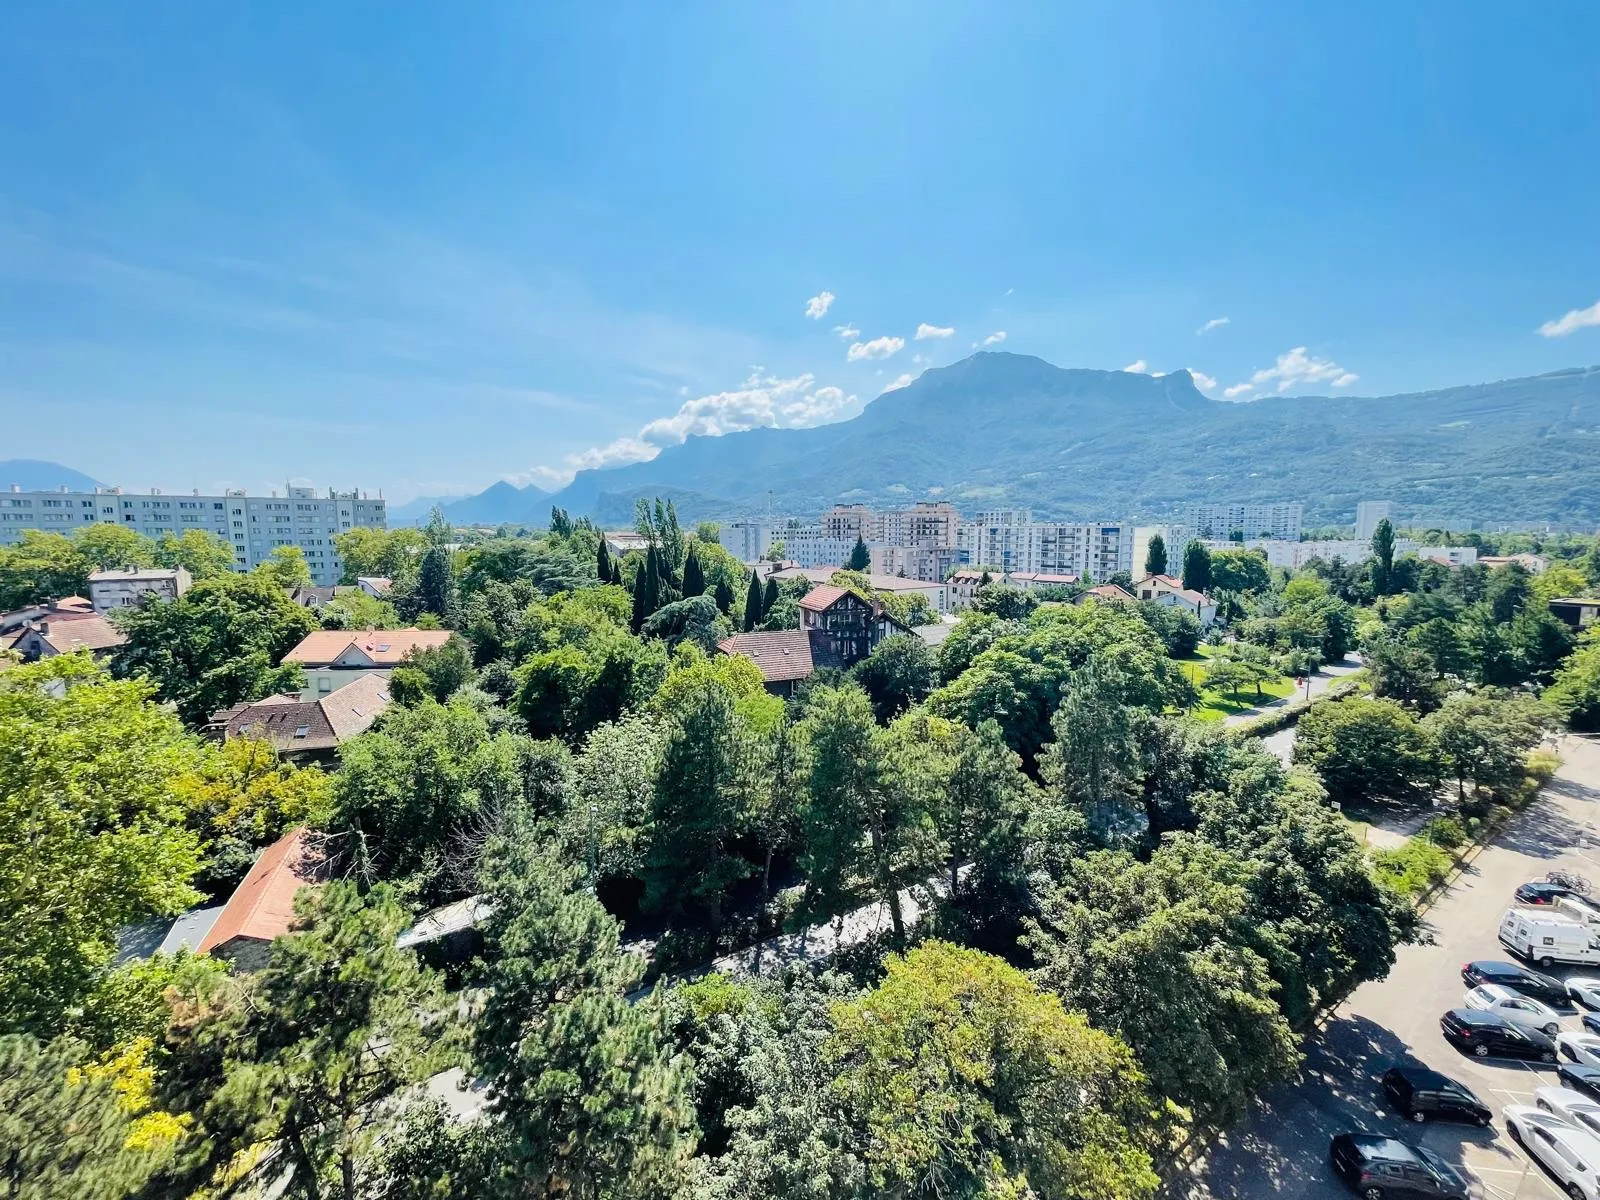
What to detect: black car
<box><xmin>1583</xmin><ymin>1012</ymin><xmax>1600</xmax><ymax>1037</ymax></box>
<box><xmin>1440</xmin><ymin>1008</ymin><xmax>1557</xmax><ymax>1061</ymax></box>
<box><xmin>1560</xmin><ymin>1062</ymin><xmax>1600</xmax><ymax>1099</ymax></box>
<box><xmin>1518</xmin><ymin>880</ymin><xmax>1579</xmax><ymax>906</ymax></box>
<box><xmin>1329</xmin><ymin>1133</ymin><xmax>1473</xmax><ymax>1199</ymax></box>
<box><xmin>1381</xmin><ymin>1065</ymin><xmax>1492</xmax><ymax>1126</ymax></box>
<box><xmin>1461</xmin><ymin>960</ymin><xmax>1571</xmax><ymax>1008</ymax></box>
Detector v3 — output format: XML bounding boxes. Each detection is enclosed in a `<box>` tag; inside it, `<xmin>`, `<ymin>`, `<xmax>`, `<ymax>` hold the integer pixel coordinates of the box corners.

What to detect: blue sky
<box><xmin>4</xmin><ymin>2</ymin><xmax>1600</xmax><ymax>503</ymax></box>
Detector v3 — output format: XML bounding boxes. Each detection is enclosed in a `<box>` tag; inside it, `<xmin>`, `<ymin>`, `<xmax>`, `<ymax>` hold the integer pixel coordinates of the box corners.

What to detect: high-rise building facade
<box><xmin>1355</xmin><ymin>500</ymin><xmax>1393</xmax><ymax>541</ymax></box>
<box><xmin>0</xmin><ymin>483</ymin><xmax>386</xmax><ymax>586</ymax></box>
<box><xmin>956</xmin><ymin>511</ymin><xmax>1134</xmax><ymax>582</ymax></box>
<box><xmin>1174</xmin><ymin>502</ymin><xmax>1303</xmax><ymax>542</ymax></box>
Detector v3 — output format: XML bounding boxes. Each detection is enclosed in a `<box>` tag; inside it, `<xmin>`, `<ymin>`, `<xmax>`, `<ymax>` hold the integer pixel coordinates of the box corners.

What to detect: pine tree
<box><xmin>848</xmin><ymin>534</ymin><xmax>871</xmax><ymax>572</ymax></box>
<box><xmin>682</xmin><ymin>544</ymin><xmax>705</xmax><ymax>596</ymax></box>
<box><xmin>417</xmin><ymin>545</ymin><xmax>457</xmax><ymax>623</ymax></box>
<box><xmin>743</xmin><ymin>570</ymin><xmax>763</xmax><ymax>631</ymax></box>
<box><xmin>597</xmin><ymin>537</ymin><xmax>612</xmax><ymax>584</ymax></box>
<box><xmin>1144</xmin><ymin>533</ymin><xmax>1168</xmax><ymax>578</ymax></box>
<box><xmin>763</xmin><ymin>576</ymin><xmax>780</xmax><ymax>615</ymax></box>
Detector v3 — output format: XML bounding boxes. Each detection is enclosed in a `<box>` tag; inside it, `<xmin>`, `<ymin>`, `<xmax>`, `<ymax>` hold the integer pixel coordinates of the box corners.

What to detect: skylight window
<box><xmin>293</xmin><ymin>724</ymin><xmax>310</xmax><ymax>738</ymax></box>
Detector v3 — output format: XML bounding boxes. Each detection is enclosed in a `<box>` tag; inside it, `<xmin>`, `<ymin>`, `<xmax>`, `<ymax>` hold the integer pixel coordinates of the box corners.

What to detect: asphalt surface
<box><xmin>1169</xmin><ymin>734</ymin><xmax>1600</xmax><ymax>1200</ymax></box>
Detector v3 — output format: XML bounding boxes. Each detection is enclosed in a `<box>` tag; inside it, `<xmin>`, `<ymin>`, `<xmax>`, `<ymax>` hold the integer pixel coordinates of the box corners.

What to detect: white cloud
<box><xmin>833</xmin><ymin>323</ymin><xmax>859</xmax><ymax>340</ymax></box>
<box><xmin>804</xmin><ymin>291</ymin><xmax>835</xmax><ymax>319</ymax></box>
<box><xmin>527</xmin><ymin>371</ymin><xmax>859</xmax><ymax>484</ymax></box>
<box><xmin>1198</xmin><ymin>316</ymin><xmax>1230</xmax><ymax>335</ymax></box>
<box><xmin>915</xmin><ymin>322</ymin><xmax>955</xmax><ymax>340</ymax></box>
<box><xmin>846</xmin><ymin>335</ymin><xmax>906</xmax><ymax>362</ymax></box>
<box><xmin>1223</xmin><ymin>346</ymin><xmax>1359</xmax><ymax>399</ymax></box>
<box><xmin>982</xmin><ymin>331</ymin><xmax>1007</xmax><ymax>346</ymax></box>
<box><xmin>1123</xmin><ymin>359</ymin><xmax>1150</xmax><ymax>374</ymax></box>
<box><xmin>1188</xmin><ymin>369</ymin><xmax>1218</xmax><ymax>391</ymax></box>
<box><xmin>1539</xmin><ymin>299</ymin><xmax>1600</xmax><ymax>338</ymax></box>
<box><xmin>881</xmin><ymin>373</ymin><xmax>916</xmax><ymax>393</ymax></box>
<box><xmin>505</xmin><ymin>465</ymin><xmax>572</xmax><ymax>490</ymax></box>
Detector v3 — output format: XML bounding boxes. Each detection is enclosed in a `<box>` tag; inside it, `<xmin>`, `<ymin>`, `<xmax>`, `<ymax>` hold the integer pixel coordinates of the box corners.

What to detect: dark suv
<box><xmin>1460</xmin><ymin>960</ymin><xmax>1570</xmax><ymax>1009</ymax></box>
<box><xmin>1440</xmin><ymin>1008</ymin><xmax>1557</xmax><ymax>1061</ymax></box>
<box><xmin>1329</xmin><ymin>1133</ymin><xmax>1473</xmax><ymax>1199</ymax></box>
<box><xmin>1381</xmin><ymin>1065</ymin><xmax>1491</xmax><ymax>1125</ymax></box>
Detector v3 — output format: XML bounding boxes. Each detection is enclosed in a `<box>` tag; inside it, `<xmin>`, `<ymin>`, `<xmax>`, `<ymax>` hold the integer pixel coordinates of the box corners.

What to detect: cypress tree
<box><xmin>644</xmin><ymin>545</ymin><xmax>662</xmax><ymax>617</ymax></box>
<box><xmin>1181</xmin><ymin>540</ymin><xmax>1212</xmax><ymax>594</ymax></box>
<box><xmin>848</xmin><ymin>534</ymin><xmax>871</xmax><ymax>572</ymax></box>
<box><xmin>743</xmin><ymin>570</ymin><xmax>763</xmax><ymax>631</ymax></box>
<box><xmin>597</xmin><ymin>537</ymin><xmax>612</xmax><ymax>584</ymax></box>
<box><xmin>612</xmin><ymin>559</ymin><xmax>625</xmax><ymax>587</ymax></box>
<box><xmin>683</xmin><ymin>545</ymin><xmax>705</xmax><ymax>596</ymax></box>
<box><xmin>713</xmin><ymin>577</ymin><xmax>735</xmax><ymax>615</ymax></box>
<box><xmin>763</xmin><ymin>576</ymin><xmax>780</xmax><ymax>615</ymax></box>
<box><xmin>630</xmin><ymin>566</ymin><xmax>648</xmax><ymax>634</ymax></box>
<box><xmin>1144</xmin><ymin>533</ymin><xmax>1167</xmax><ymax>578</ymax></box>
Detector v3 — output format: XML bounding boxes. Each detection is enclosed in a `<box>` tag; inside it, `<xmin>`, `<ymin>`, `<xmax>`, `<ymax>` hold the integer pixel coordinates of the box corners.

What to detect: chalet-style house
<box><xmin>718</xmin><ymin>584</ymin><xmax>912</xmax><ymax>695</ymax></box>
<box><xmin>1133</xmin><ymin>573</ymin><xmax>1218</xmax><ymax>627</ymax></box>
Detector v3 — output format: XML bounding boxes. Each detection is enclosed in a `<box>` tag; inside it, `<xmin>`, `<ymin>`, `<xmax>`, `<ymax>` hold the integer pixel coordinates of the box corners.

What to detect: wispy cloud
<box><xmin>846</xmin><ymin>335</ymin><xmax>906</xmax><ymax>362</ymax></box>
<box><xmin>1188</xmin><ymin>368</ymin><xmax>1218</xmax><ymax>392</ymax></box>
<box><xmin>915</xmin><ymin>322</ymin><xmax>954</xmax><ymax>340</ymax></box>
<box><xmin>1123</xmin><ymin>359</ymin><xmax>1150</xmax><ymax>374</ymax></box>
<box><xmin>833</xmin><ymin>323</ymin><xmax>860</xmax><ymax>341</ymax></box>
<box><xmin>982</xmin><ymin>331</ymin><xmax>1007</xmax><ymax>346</ymax></box>
<box><xmin>1539</xmin><ymin>299</ymin><xmax>1600</xmax><ymax>338</ymax></box>
<box><xmin>804</xmin><ymin>291</ymin><xmax>835</xmax><ymax>319</ymax></box>
<box><xmin>1223</xmin><ymin>346</ymin><xmax>1358</xmax><ymax>399</ymax></box>
<box><xmin>881</xmin><ymin>372</ymin><xmax>916</xmax><ymax>393</ymax></box>
<box><xmin>1198</xmin><ymin>316</ymin><xmax>1230</xmax><ymax>335</ymax></box>
<box><xmin>530</xmin><ymin>371</ymin><xmax>859</xmax><ymax>481</ymax></box>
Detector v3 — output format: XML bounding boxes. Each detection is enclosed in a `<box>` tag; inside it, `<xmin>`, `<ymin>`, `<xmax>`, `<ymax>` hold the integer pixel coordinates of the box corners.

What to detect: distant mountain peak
<box><xmin>0</xmin><ymin>459</ymin><xmax>104</xmax><ymax>492</ymax></box>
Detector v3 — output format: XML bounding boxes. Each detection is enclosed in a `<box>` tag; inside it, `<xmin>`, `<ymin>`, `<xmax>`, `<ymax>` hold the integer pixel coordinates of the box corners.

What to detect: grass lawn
<box><xmin>1176</xmin><ymin>646</ymin><xmax>1297</xmax><ymax>720</ymax></box>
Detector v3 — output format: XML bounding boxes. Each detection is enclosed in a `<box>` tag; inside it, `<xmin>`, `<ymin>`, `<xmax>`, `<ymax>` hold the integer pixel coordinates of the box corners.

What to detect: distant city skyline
<box><xmin>5</xmin><ymin>4</ymin><xmax>1600</xmax><ymax>503</ymax></box>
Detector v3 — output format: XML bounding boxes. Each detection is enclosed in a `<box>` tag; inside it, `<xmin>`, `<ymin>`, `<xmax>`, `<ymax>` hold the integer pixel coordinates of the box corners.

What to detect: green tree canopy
<box><xmin>153</xmin><ymin>528</ymin><xmax>238</xmax><ymax>579</ymax></box>
<box><xmin>72</xmin><ymin>524</ymin><xmax>156</xmax><ymax>572</ymax></box>
<box><xmin>1293</xmin><ymin>697</ymin><xmax>1439</xmax><ymax>804</ymax></box>
<box><xmin>0</xmin><ymin>530</ymin><xmax>90</xmax><ymax>608</ymax></box>
<box><xmin>1143</xmin><ymin>533</ymin><xmax>1168</xmax><ymax>578</ymax></box>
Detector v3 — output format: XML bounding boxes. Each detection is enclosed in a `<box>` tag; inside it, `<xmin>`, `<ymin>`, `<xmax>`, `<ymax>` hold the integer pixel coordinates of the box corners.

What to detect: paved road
<box><xmin>1169</xmin><ymin>735</ymin><xmax>1600</xmax><ymax>1200</ymax></box>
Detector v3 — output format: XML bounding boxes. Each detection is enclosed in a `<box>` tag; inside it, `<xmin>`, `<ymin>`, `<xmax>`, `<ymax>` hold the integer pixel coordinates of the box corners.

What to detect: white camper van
<box><xmin>1500</xmin><ymin>908</ymin><xmax>1600</xmax><ymax>968</ymax></box>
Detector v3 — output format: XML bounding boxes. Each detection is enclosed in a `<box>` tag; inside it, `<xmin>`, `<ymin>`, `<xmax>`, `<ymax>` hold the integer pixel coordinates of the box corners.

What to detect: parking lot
<box><xmin>1170</xmin><ymin>735</ymin><xmax>1600</xmax><ymax>1200</ymax></box>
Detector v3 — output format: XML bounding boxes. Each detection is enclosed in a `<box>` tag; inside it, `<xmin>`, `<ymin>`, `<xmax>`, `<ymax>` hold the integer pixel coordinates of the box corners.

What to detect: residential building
<box><xmin>776</xmin><ymin>525</ymin><xmax>852</xmax><ymax>570</ymax></box>
<box><xmin>1034</xmin><ymin>521</ymin><xmax>1135</xmax><ymax>580</ymax></box>
<box><xmin>210</xmin><ymin>673</ymin><xmax>393</xmax><ymax>761</ymax></box>
<box><xmin>1549</xmin><ymin>597</ymin><xmax>1600</xmax><ymax>631</ymax></box>
<box><xmin>947</xmin><ymin>569</ymin><xmax>990</xmax><ymax>610</ymax></box>
<box><xmin>1355</xmin><ymin>500</ymin><xmax>1393</xmax><ymax>541</ymax></box>
<box><xmin>196</xmin><ymin>828</ymin><xmax>323</xmax><ymax>970</ymax></box>
<box><xmin>1175</xmin><ymin>502</ymin><xmax>1303</xmax><ymax>542</ymax></box>
<box><xmin>8</xmin><ymin>611</ymin><xmax>126</xmax><ymax>660</ymax></box>
<box><xmin>1205</xmin><ymin>537</ymin><xmax>1476</xmax><ymax>570</ymax></box>
<box><xmin>356</xmin><ymin>576</ymin><xmax>394</xmax><ymax>597</ymax></box>
<box><xmin>958</xmin><ymin>509</ymin><xmax>1036</xmax><ymax>574</ymax></box>
<box><xmin>821</xmin><ymin>504</ymin><xmax>875</xmax><ymax>542</ymax></box>
<box><xmin>1132</xmin><ymin>525</ymin><xmax>1185</xmax><ymax>575</ymax></box>
<box><xmin>718</xmin><ymin>519</ymin><xmax>775</xmax><ymax>562</ymax></box>
<box><xmin>286</xmin><ymin>584</ymin><xmax>365</xmax><ymax>610</ymax></box>
<box><xmin>874</xmin><ymin>502</ymin><xmax>961</xmax><ymax>549</ymax></box>
<box><xmin>280</xmin><ymin>628</ymin><xmax>454</xmax><ymax>697</ymax></box>
<box><xmin>768</xmin><ymin>567</ymin><xmax>949</xmax><ymax>614</ymax></box>
<box><xmin>867</xmin><ymin>544</ymin><xmax>965</xmax><ymax>588</ymax></box>
<box><xmin>0</xmin><ymin>595</ymin><xmax>92</xmax><ymax>636</ymax></box>
<box><xmin>1480</xmin><ymin>553</ymin><xmax>1550</xmax><ymax>575</ymax></box>
<box><xmin>1007</xmin><ymin>571</ymin><xmax>1081</xmax><ymax>592</ymax></box>
<box><xmin>87</xmin><ymin>566</ymin><xmax>191</xmax><ymax>612</ymax></box>
<box><xmin>0</xmin><ymin>481</ymin><xmax>385</xmax><ymax>586</ymax></box>
<box><xmin>1074</xmin><ymin>583</ymin><xmax>1137</xmax><ymax>605</ymax></box>
<box><xmin>1134</xmin><ymin>573</ymin><xmax>1218</xmax><ymax>626</ymax></box>
<box><xmin>717</xmin><ymin>584</ymin><xmax>911</xmax><ymax>695</ymax></box>
<box><xmin>602</xmin><ymin>530</ymin><xmax>652</xmax><ymax>557</ymax></box>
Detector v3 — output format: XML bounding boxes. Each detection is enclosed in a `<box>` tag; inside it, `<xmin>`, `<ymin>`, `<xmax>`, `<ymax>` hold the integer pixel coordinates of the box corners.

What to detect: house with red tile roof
<box><xmin>718</xmin><ymin>584</ymin><xmax>911</xmax><ymax>694</ymax></box>
<box><xmin>1133</xmin><ymin>574</ymin><xmax>1218</xmax><ymax>626</ymax></box>
<box><xmin>210</xmin><ymin>672</ymin><xmax>393</xmax><ymax>761</ymax></box>
<box><xmin>9</xmin><ymin>610</ymin><xmax>126</xmax><ymax>661</ymax></box>
<box><xmin>281</xmin><ymin>627</ymin><xmax>454</xmax><ymax>698</ymax></box>
<box><xmin>196</xmin><ymin>827</ymin><xmax>324</xmax><ymax>970</ymax></box>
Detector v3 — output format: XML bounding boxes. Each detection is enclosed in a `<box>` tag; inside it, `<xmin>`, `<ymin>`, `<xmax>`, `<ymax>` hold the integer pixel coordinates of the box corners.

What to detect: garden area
<box><xmin>1176</xmin><ymin>643</ymin><xmax>1298</xmax><ymax>721</ymax></box>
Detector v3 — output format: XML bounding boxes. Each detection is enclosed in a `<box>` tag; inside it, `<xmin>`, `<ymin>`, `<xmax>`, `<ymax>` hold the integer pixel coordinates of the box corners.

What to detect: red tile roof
<box><xmin>797</xmin><ymin>584</ymin><xmax>851</xmax><ymax>613</ymax></box>
<box><xmin>1082</xmin><ymin>584</ymin><xmax>1137</xmax><ymax>603</ymax></box>
<box><xmin>34</xmin><ymin>613</ymin><xmax>127</xmax><ymax>654</ymax></box>
<box><xmin>282</xmin><ymin>628</ymin><xmax>452</xmax><ymax>666</ymax></box>
<box><xmin>197</xmin><ymin>827</ymin><xmax>321</xmax><ymax>956</ymax></box>
<box><xmin>718</xmin><ymin>629</ymin><xmax>846</xmax><ymax>684</ymax></box>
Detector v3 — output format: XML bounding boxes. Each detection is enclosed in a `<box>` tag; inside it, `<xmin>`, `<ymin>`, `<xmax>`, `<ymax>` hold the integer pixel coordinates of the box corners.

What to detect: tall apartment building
<box><xmin>958</xmin><ymin>510</ymin><xmax>1038</xmax><ymax>574</ymax></box>
<box><xmin>1355</xmin><ymin>500</ymin><xmax>1393</xmax><ymax>541</ymax></box>
<box><xmin>957</xmin><ymin>510</ymin><xmax>1134</xmax><ymax>582</ymax></box>
<box><xmin>718</xmin><ymin>519</ymin><xmax>775</xmax><ymax>562</ymax></box>
<box><xmin>1174</xmin><ymin>502</ymin><xmax>1303</xmax><ymax>542</ymax></box>
<box><xmin>821</xmin><ymin>504</ymin><xmax>875</xmax><ymax>543</ymax></box>
<box><xmin>0</xmin><ymin>483</ymin><xmax>386</xmax><ymax>586</ymax></box>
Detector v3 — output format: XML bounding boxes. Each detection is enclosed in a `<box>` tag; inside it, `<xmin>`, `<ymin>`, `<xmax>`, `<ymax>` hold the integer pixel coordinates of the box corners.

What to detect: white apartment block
<box><xmin>88</xmin><ymin>566</ymin><xmax>192</xmax><ymax>612</ymax></box>
<box><xmin>1175</xmin><ymin>502</ymin><xmax>1303</xmax><ymax>542</ymax></box>
<box><xmin>0</xmin><ymin>483</ymin><xmax>386</xmax><ymax>586</ymax></box>
<box><xmin>718</xmin><ymin>519</ymin><xmax>775</xmax><ymax>562</ymax></box>
<box><xmin>778</xmin><ymin>525</ymin><xmax>853</xmax><ymax>570</ymax></box>
<box><xmin>1206</xmin><ymin>537</ymin><xmax>1476</xmax><ymax>570</ymax></box>
<box><xmin>822</xmin><ymin>502</ymin><xmax>961</xmax><ymax>550</ymax></box>
<box><xmin>1355</xmin><ymin>500</ymin><xmax>1393</xmax><ymax>541</ymax></box>
<box><xmin>957</xmin><ymin>510</ymin><xmax>1134</xmax><ymax>581</ymax></box>
<box><xmin>869</xmin><ymin>543</ymin><xmax>964</xmax><ymax>584</ymax></box>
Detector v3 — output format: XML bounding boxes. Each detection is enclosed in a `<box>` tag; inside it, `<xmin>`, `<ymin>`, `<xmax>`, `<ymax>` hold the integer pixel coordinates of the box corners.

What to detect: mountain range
<box><xmin>0</xmin><ymin>459</ymin><xmax>104</xmax><ymax>492</ymax></box>
<box><xmin>507</xmin><ymin>353</ymin><xmax>1600</xmax><ymax>528</ymax></box>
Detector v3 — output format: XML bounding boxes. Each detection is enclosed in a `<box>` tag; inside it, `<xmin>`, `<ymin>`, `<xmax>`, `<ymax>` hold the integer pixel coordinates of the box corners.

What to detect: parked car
<box><xmin>1519</xmin><ymin>880</ymin><xmax>1581</xmax><ymax>906</ymax></box>
<box><xmin>1535</xmin><ymin>1085</ymin><xmax>1600</xmax><ymax>1138</ymax></box>
<box><xmin>1568</xmin><ymin>977</ymin><xmax>1600</xmax><ymax>1010</ymax></box>
<box><xmin>1463</xmin><ymin>983</ymin><xmax>1564</xmax><ymax>1035</ymax></box>
<box><xmin>1441</xmin><ymin>1008</ymin><xmax>1557</xmax><ymax>1062</ymax></box>
<box><xmin>1461</xmin><ymin>960</ymin><xmax>1571</xmax><ymax>1008</ymax></box>
<box><xmin>1503</xmin><ymin>1105</ymin><xmax>1600</xmax><ymax>1199</ymax></box>
<box><xmin>1560</xmin><ymin>1063</ymin><xmax>1600</xmax><ymax>1099</ymax></box>
<box><xmin>1329</xmin><ymin>1133</ymin><xmax>1475</xmax><ymax>1199</ymax></box>
<box><xmin>1557</xmin><ymin>1032</ymin><xmax>1600</xmax><ymax>1068</ymax></box>
<box><xmin>1584</xmin><ymin>1012</ymin><xmax>1600</xmax><ymax>1037</ymax></box>
<box><xmin>1382</xmin><ymin>1066</ymin><xmax>1491</xmax><ymax>1125</ymax></box>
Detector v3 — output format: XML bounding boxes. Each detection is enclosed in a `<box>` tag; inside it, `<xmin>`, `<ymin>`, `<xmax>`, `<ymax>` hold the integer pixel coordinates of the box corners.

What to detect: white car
<box><xmin>1558</xmin><ymin>1033</ymin><xmax>1600</xmax><ymax>1068</ymax></box>
<box><xmin>1536</xmin><ymin>1085</ymin><xmax>1600</xmax><ymax>1139</ymax></box>
<box><xmin>1465</xmin><ymin>983</ymin><xmax>1564</xmax><ymax>1036</ymax></box>
<box><xmin>1505</xmin><ymin>1104</ymin><xmax>1600</xmax><ymax>1200</ymax></box>
<box><xmin>1570</xmin><ymin>977</ymin><xmax>1600</xmax><ymax>1010</ymax></box>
